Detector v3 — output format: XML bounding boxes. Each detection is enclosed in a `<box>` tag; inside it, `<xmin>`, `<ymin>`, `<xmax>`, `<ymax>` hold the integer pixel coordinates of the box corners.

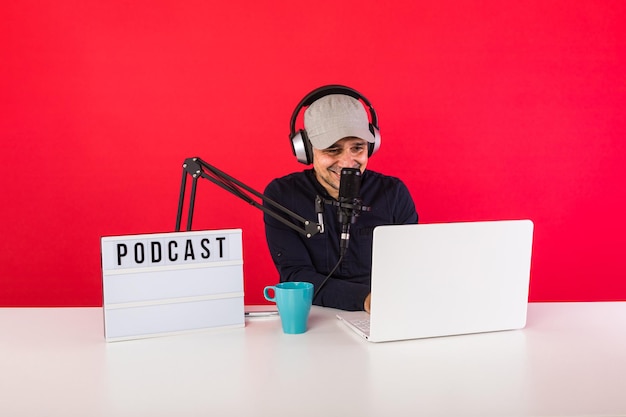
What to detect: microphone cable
<box><xmin>312</xmin><ymin>253</ymin><xmax>344</xmax><ymax>303</ymax></box>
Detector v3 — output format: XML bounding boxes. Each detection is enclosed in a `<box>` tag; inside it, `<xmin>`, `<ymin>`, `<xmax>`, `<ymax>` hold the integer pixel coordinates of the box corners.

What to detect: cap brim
<box><xmin>308</xmin><ymin>127</ymin><xmax>375</xmax><ymax>150</ymax></box>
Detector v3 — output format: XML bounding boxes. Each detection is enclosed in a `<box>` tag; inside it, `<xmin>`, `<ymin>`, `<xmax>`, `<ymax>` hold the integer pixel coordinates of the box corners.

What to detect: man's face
<box><xmin>312</xmin><ymin>137</ymin><xmax>369</xmax><ymax>199</ymax></box>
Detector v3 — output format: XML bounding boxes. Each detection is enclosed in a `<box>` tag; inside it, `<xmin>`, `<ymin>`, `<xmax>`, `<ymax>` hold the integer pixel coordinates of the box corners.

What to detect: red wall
<box><xmin>2</xmin><ymin>0</ymin><xmax>625</xmax><ymax>306</ymax></box>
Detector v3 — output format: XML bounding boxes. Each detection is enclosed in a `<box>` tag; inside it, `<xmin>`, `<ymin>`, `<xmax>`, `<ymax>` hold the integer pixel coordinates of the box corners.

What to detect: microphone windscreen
<box><xmin>339</xmin><ymin>168</ymin><xmax>362</xmax><ymax>200</ymax></box>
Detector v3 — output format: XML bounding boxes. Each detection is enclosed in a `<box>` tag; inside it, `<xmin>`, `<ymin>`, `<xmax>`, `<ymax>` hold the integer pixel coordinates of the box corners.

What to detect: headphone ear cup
<box><xmin>290</xmin><ymin>130</ymin><xmax>314</xmax><ymax>165</ymax></box>
<box><xmin>368</xmin><ymin>124</ymin><xmax>382</xmax><ymax>157</ymax></box>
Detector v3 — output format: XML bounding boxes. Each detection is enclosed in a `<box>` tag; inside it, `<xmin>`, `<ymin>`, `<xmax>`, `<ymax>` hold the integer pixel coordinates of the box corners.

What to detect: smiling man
<box><xmin>263</xmin><ymin>88</ymin><xmax>418</xmax><ymax>312</ymax></box>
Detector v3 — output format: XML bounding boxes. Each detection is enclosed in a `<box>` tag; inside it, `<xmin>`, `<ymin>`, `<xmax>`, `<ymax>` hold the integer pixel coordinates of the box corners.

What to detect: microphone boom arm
<box><xmin>175</xmin><ymin>157</ymin><xmax>323</xmax><ymax>238</ymax></box>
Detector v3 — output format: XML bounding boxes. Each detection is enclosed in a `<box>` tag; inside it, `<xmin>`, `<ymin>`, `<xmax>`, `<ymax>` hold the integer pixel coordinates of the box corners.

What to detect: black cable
<box><xmin>312</xmin><ymin>253</ymin><xmax>344</xmax><ymax>303</ymax></box>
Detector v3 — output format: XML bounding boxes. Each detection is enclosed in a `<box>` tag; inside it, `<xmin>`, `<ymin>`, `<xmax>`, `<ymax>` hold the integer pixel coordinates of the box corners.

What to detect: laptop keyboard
<box><xmin>351</xmin><ymin>318</ymin><xmax>371</xmax><ymax>334</ymax></box>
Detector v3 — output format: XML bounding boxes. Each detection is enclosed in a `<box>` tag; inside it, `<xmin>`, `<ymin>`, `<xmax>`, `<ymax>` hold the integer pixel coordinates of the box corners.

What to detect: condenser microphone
<box><xmin>338</xmin><ymin>168</ymin><xmax>362</xmax><ymax>256</ymax></box>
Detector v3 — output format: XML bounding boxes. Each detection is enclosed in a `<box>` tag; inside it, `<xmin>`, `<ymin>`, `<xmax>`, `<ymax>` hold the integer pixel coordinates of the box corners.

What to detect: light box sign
<box><xmin>101</xmin><ymin>229</ymin><xmax>244</xmax><ymax>342</ymax></box>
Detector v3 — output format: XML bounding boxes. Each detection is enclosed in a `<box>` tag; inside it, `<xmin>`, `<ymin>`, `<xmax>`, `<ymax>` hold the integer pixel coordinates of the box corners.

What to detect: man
<box><xmin>264</xmin><ymin>87</ymin><xmax>418</xmax><ymax>312</ymax></box>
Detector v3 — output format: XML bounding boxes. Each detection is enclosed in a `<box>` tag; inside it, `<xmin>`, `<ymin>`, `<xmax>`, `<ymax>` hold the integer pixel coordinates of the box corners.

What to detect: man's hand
<box><xmin>364</xmin><ymin>293</ymin><xmax>371</xmax><ymax>314</ymax></box>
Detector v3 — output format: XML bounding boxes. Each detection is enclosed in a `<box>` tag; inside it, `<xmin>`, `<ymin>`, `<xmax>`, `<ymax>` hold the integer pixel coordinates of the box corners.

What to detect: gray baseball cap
<box><xmin>304</xmin><ymin>94</ymin><xmax>375</xmax><ymax>150</ymax></box>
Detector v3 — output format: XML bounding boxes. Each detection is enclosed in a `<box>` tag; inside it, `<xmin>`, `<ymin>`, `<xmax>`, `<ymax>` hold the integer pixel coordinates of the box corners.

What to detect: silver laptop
<box><xmin>336</xmin><ymin>220</ymin><xmax>534</xmax><ymax>342</ymax></box>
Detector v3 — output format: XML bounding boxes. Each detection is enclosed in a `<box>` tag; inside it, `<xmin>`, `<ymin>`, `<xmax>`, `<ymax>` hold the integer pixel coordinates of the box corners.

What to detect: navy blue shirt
<box><xmin>263</xmin><ymin>169</ymin><xmax>418</xmax><ymax>311</ymax></box>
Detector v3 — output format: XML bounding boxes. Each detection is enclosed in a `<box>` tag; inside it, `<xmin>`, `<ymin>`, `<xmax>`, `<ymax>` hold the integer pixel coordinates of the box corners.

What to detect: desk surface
<box><xmin>1</xmin><ymin>302</ymin><xmax>625</xmax><ymax>417</ymax></box>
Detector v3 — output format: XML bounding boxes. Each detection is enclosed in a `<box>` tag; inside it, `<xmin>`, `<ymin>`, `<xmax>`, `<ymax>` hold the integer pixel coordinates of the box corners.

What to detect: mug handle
<box><xmin>263</xmin><ymin>286</ymin><xmax>276</xmax><ymax>302</ymax></box>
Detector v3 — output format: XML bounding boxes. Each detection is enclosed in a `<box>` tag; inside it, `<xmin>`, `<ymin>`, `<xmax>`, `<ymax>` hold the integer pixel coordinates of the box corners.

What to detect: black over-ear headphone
<box><xmin>289</xmin><ymin>84</ymin><xmax>381</xmax><ymax>165</ymax></box>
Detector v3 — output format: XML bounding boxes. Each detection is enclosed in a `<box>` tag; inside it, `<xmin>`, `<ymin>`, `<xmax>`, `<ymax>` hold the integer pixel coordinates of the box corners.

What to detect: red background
<box><xmin>2</xmin><ymin>0</ymin><xmax>625</xmax><ymax>306</ymax></box>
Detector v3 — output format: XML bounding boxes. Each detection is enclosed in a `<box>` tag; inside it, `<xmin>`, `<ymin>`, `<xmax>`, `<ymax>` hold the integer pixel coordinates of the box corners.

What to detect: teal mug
<box><xmin>263</xmin><ymin>282</ymin><xmax>314</xmax><ymax>334</ymax></box>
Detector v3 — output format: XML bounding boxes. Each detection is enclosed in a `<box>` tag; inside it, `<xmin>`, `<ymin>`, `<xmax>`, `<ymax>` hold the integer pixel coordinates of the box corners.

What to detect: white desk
<box><xmin>1</xmin><ymin>302</ymin><xmax>625</xmax><ymax>416</ymax></box>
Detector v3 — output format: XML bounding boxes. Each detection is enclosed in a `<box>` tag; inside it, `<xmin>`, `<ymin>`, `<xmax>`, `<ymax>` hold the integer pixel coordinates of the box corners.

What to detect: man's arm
<box><xmin>263</xmin><ymin>176</ymin><xmax>370</xmax><ymax>311</ymax></box>
<box><xmin>264</xmin><ymin>218</ymin><xmax>371</xmax><ymax>311</ymax></box>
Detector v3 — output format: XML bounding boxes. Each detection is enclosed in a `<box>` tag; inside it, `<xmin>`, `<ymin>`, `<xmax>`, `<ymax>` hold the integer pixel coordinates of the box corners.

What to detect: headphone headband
<box><xmin>289</xmin><ymin>85</ymin><xmax>379</xmax><ymax>137</ymax></box>
<box><xmin>288</xmin><ymin>84</ymin><xmax>381</xmax><ymax>165</ymax></box>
